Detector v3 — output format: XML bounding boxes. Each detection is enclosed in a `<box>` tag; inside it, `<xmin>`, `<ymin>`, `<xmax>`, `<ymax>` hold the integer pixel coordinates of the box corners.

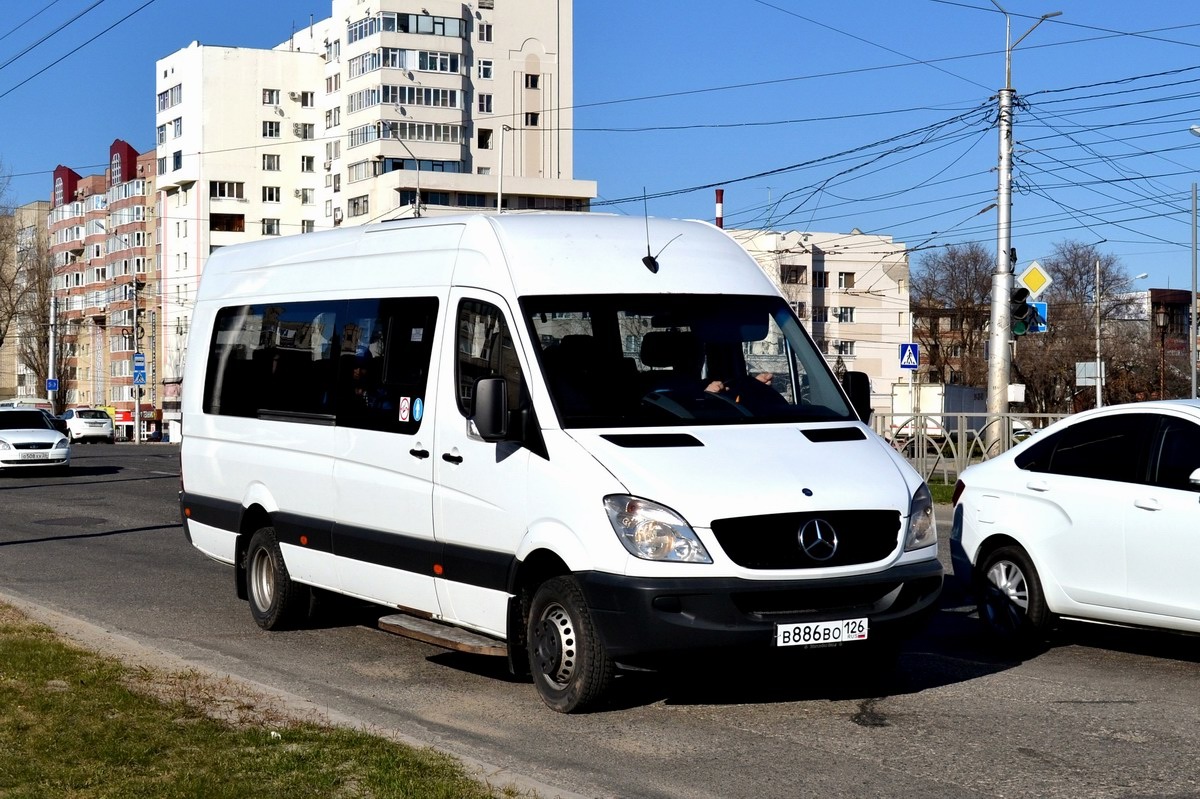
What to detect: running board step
<box><xmin>377</xmin><ymin>613</ymin><xmax>507</xmax><ymax>657</ymax></box>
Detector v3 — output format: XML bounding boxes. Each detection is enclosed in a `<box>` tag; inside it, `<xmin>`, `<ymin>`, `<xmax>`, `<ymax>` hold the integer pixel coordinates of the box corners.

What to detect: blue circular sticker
<box><xmin>413</xmin><ymin>397</ymin><xmax>423</xmax><ymax>422</ymax></box>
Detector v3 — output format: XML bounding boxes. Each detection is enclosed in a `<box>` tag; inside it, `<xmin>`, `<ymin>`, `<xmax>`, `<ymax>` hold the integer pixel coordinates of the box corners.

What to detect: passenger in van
<box><xmin>705</xmin><ymin>371</ymin><xmax>785</xmax><ymax>410</ymax></box>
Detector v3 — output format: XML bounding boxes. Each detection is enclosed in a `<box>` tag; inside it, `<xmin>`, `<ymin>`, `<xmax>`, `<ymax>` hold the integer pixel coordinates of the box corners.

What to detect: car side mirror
<box><xmin>471</xmin><ymin>377</ymin><xmax>508</xmax><ymax>441</ymax></box>
<box><xmin>841</xmin><ymin>370</ymin><xmax>873</xmax><ymax>423</ymax></box>
<box><xmin>1189</xmin><ymin>468</ymin><xmax>1200</xmax><ymax>491</ymax></box>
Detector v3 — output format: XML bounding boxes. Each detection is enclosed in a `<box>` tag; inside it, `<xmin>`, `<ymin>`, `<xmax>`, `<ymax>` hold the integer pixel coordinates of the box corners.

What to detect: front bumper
<box><xmin>577</xmin><ymin>558</ymin><xmax>944</xmax><ymax>660</ymax></box>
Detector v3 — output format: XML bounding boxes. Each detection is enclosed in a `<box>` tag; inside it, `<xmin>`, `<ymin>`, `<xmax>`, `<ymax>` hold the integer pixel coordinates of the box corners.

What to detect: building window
<box><xmin>834</xmin><ymin>306</ymin><xmax>855</xmax><ymax>323</ymax></box>
<box><xmin>524</xmin><ymin>112</ymin><xmax>539</xmax><ymax>127</ymax></box>
<box><xmin>262</xmin><ymin>218</ymin><xmax>280</xmax><ymax>235</ymax></box>
<box><xmin>813</xmin><ymin>271</ymin><xmax>829</xmax><ymax>289</ymax></box>
<box><xmin>780</xmin><ymin>264</ymin><xmax>807</xmax><ymax>284</ymax></box>
<box><xmin>417</xmin><ymin>51</ymin><xmax>460</xmax><ymax>73</ymax></box>
<box><xmin>210</xmin><ymin>213</ymin><xmax>245</xmax><ymax>232</ymax></box>
<box><xmin>301</xmin><ymin>220</ymin><xmax>315</xmax><ymax>233</ymax></box>
<box><xmin>172</xmin><ymin>151</ymin><xmax>183</xmax><ymax>171</ymax></box>
<box><xmin>478</xmin><ymin>93</ymin><xmax>492</xmax><ymax>113</ymax></box>
<box><xmin>300</xmin><ymin>188</ymin><xmax>315</xmax><ymax>205</ymax></box>
<box><xmin>477</xmin><ymin>59</ymin><xmax>493</xmax><ymax>79</ymax></box>
<box><xmin>263</xmin><ymin>121</ymin><xmax>280</xmax><ymax>138</ymax></box>
<box><xmin>173</xmin><ymin>117</ymin><xmax>183</xmax><ymax>137</ymax></box>
<box><xmin>478</xmin><ymin>23</ymin><xmax>492</xmax><ymax>42</ymax></box>
<box><xmin>262</xmin><ymin>154</ymin><xmax>281</xmax><ymax>171</ymax></box>
<box><xmin>299</xmin><ymin>91</ymin><xmax>315</xmax><ymax>107</ymax></box>
<box><xmin>525</xmin><ymin>74</ymin><xmax>539</xmax><ymax>89</ymax></box>
<box><xmin>834</xmin><ymin>340</ymin><xmax>856</xmax><ymax>356</ymax></box>
<box><xmin>297</xmin><ymin>123</ymin><xmax>315</xmax><ymax>140</ymax></box>
<box><xmin>348</xmin><ymin>195</ymin><xmax>369</xmax><ymax>217</ymax></box>
<box><xmin>325</xmin><ymin>108</ymin><xmax>340</xmax><ymax>129</ymax></box>
<box><xmin>209</xmin><ymin>181</ymin><xmax>245</xmax><ymax>199</ymax></box>
<box><xmin>157</xmin><ymin>83</ymin><xmax>182</xmax><ymax>111</ymax></box>
<box><xmin>477</xmin><ymin>128</ymin><xmax>492</xmax><ymax>150</ymax></box>
<box><xmin>838</xmin><ymin>272</ymin><xmax>855</xmax><ymax>289</ymax></box>
<box><xmin>301</xmin><ymin>155</ymin><xmax>315</xmax><ymax>172</ymax></box>
<box><xmin>263</xmin><ymin>186</ymin><xmax>281</xmax><ymax>203</ymax></box>
<box><xmin>156</xmin><ymin>124</ymin><xmax>166</xmax><ymax>145</ymax></box>
<box><xmin>263</xmin><ymin>88</ymin><xmax>280</xmax><ymax>105</ymax></box>
<box><xmin>812</xmin><ymin>305</ymin><xmax>828</xmax><ymax>322</ymax></box>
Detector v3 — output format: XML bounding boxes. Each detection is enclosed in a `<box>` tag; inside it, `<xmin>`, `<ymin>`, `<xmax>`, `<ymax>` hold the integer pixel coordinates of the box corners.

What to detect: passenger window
<box><xmin>336</xmin><ymin>297</ymin><xmax>438</xmax><ymax>433</ymax></box>
<box><xmin>1151</xmin><ymin>416</ymin><xmax>1200</xmax><ymax>492</ymax></box>
<box><xmin>1045</xmin><ymin>414</ymin><xmax>1153</xmax><ymax>483</ymax></box>
<box><xmin>454</xmin><ymin>299</ymin><xmax>526</xmax><ymax>418</ymax></box>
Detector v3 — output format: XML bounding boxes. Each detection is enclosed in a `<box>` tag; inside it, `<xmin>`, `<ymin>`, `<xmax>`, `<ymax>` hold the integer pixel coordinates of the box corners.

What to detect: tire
<box><xmin>526</xmin><ymin>576</ymin><xmax>613</xmax><ymax>713</ymax></box>
<box><xmin>977</xmin><ymin>545</ymin><xmax>1051</xmax><ymax>651</ymax></box>
<box><xmin>245</xmin><ymin>526</ymin><xmax>309</xmax><ymax>631</ymax></box>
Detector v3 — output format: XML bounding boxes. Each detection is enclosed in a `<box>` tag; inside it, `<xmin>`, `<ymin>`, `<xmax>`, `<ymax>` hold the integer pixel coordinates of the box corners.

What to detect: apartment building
<box><xmin>47</xmin><ymin>141</ymin><xmax>159</xmax><ymax>439</ymax></box>
<box><xmin>155</xmin><ymin>0</ymin><xmax>595</xmax><ymax>436</ymax></box>
<box><xmin>0</xmin><ymin>201</ymin><xmax>50</xmax><ymax>401</ymax></box>
<box><xmin>729</xmin><ymin>228</ymin><xmax>912</xmax><ymax>416</ymax></box>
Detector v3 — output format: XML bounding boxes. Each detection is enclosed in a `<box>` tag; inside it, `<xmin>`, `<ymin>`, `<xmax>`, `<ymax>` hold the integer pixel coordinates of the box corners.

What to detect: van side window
<box><xmin>454</xmin><ymin>299</ymin><xmax>525</xmax><ymax>418</ymax></box>
<box><xmin>337</xmin><ymin>297</ymin><xmax>438</xmax><ymax>433</ymax></box>
<box><xmin>204</xmin><ymin>297</ymin><xmax>437</xmax><ymax>432</ymax></box>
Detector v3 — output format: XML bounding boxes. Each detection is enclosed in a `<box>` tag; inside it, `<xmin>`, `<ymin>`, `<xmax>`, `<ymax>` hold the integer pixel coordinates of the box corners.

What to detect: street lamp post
<box><xmin>985</xmin><ymin>2</ymin><xmax>1061</xmax><ymax>454</ymax></box>
<box><xmin>1156</xmin><ymin>306</ymin><xmax>1168</xmax><ymax>399</ymax></box>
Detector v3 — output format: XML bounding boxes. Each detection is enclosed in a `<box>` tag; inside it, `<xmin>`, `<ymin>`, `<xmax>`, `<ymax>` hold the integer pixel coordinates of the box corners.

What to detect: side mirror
<box><xmin>472</xmin><ymin>377</ymin><xmax>508</xmax><ymax>441</ymax></box>
<box><xmin>841</xmin><ymin>370</ymin><xmax>873</xmax><ymax>423</ymax></box>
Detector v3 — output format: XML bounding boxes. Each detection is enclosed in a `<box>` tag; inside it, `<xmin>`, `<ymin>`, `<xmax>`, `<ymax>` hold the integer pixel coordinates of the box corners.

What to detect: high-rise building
<box><xmin>47</xmin><ymin>141</ymin><xmax>159</xmax><ymax>439</ymax></box>
<box><xmin>155</xmin><ymin>0</ymin><xmax>595</xmax><ymax>435</ymax></box>
<box><xmin>0</xmin><ymin>201</ymin><xmax>50</xmax><ymax>401</ymax></box>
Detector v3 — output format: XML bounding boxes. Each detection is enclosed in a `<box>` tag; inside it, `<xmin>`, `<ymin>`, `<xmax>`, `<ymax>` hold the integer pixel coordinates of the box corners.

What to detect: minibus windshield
<box><xmin>522</xmin><ymin>294</ymin><xmax>856</xmax><ymax>428</ymax></box>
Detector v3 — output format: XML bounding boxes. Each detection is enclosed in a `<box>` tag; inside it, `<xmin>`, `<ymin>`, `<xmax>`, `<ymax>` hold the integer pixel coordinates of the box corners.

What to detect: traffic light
<box><xmin>1010</xmin><ymin>286</ymin><xmax>1034</xmax><ymax>336</ymax></box>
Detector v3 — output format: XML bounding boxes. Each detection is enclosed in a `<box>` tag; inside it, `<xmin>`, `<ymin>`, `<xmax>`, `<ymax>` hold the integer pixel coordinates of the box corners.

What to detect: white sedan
<box><xmin>950</xmin><ymin>400</ymin><xmax>1200</xmax><ymax>649</ymax></box>
<box><xmin>0</xmin><ymin>409</ymin><xmax>71</xmax><ymax>472</ymax></box>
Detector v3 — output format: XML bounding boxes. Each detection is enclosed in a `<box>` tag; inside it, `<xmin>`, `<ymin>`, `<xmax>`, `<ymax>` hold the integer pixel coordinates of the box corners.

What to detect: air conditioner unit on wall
<box><xmin>293</xmin><ymin>123</ymin><xmax>303</xmax><ymax>136</ymax></box>
<box><xmin>324</xmin><ymin>160</ymin><xmax>332</xmax><ymax>171</ymax></box>
<box><xmin>289</xmin><ymin>91</ymin><xmax>299</xmax><ymax>100</ymax></box>
<box><xmin>294</xmin><ymin>189</ymin><xmax>302</xmax><ymax>198</ymax></box>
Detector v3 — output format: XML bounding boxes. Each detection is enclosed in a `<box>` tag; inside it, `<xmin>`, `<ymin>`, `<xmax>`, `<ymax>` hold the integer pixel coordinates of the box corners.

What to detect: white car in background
<box><xmin>0</xmin><ymin>408</ymin><xmax>71</xmax><ymax>472</ymax></box>
<box><xmin>951</xmin><ymin>400</ymin><xmax>1200</xmax><ymax>650</ymax></box>
<box><xmin>60</xmin><ymin>408</ymin><xmax>115</xmax><ymax>444</ymax></box>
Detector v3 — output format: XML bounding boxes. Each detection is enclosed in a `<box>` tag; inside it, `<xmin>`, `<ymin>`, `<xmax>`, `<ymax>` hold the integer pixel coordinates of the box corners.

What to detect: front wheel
<box><xmin>977</xmin><ymin>544</ymin><xmax>1050</xmax><ymax>652</ymax></box>
<box><xmin>526</xmin><ymin>576</ymin><xmax>613</xmax><ymax>713</ymax></box>
<box><xmin>245</xmin><ymin>526</ymin><xmax>309</xmax><ymax>630</ymax></box>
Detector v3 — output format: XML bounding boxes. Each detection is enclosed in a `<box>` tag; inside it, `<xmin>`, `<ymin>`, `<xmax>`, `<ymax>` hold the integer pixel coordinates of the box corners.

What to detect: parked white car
<box><xmin>0</xmin><ymin>408</ymin><xmax>71</xmax><ymax>472</ymax></box>
<box><xmin>951</xmin><ymin>400</ymin><xmax>1200</xmax><ymax>649</ymax></box>
<box><xmin>61</xmin><ymin>408</ymin><xmax>115</xmax><ymax>444</ymax></box>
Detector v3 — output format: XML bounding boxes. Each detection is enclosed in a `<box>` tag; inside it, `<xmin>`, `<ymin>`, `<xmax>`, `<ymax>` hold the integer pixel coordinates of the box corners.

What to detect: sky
<box><xmin>3</xmin><ymin>0</ymin><xmax>1200</xmax><ymax>291</ymax></box>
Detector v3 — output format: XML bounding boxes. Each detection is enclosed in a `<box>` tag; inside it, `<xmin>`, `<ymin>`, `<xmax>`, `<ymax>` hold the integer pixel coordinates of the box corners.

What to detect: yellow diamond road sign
<box><xmin>1017</xmin><ymin>260</ymin><xmax>1052</xmax><ymax>299</ymax></box>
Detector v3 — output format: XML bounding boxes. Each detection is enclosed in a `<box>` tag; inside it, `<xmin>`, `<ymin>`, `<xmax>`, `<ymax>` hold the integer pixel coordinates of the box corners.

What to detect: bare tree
<box><xmin>910</xmin><ymin>242</ymin><xmax>993</xmax><ymax>386</ymax></box>
<box><xmin>0</xmin><ymin>169</ymin><xmax>27</xmax><ymax>357</ymax></box>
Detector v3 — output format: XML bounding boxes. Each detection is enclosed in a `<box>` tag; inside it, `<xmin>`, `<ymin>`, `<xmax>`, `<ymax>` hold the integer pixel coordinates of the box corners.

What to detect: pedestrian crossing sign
<box><xmin>900</xmin><ymin>343</ymin><xmax>919</xmax><ymax>370</ymax></box>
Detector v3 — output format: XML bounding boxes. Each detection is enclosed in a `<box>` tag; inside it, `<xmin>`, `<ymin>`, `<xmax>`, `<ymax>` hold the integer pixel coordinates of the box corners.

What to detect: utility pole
<box><xmin>985</xmin><ymin>3</ymin><xmax>1061</xmax><ymax>454</ymax></box>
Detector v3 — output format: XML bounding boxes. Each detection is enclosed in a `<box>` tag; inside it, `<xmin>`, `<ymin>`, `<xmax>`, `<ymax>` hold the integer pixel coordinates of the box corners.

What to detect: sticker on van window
<box><xmin>411</xmin><ymin>328</ymin><xmax>424</xmax><ymax>342</ymax></box>
<box><xmin>413</xmin><ymin>398</ymin><xmax>423</xmax><ymax>422</ymax></box>
<box><xmin>399</xmin><ymin>397</ymin><xmax>411</xmax><ymax>422</ymax></box>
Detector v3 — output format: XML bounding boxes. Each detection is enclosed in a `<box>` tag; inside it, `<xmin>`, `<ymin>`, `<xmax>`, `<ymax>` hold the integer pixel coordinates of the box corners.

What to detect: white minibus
<box><xmin>180</xmin><ymin>213</ymin><xmax>941</xmax><ymax>712</ymax></box>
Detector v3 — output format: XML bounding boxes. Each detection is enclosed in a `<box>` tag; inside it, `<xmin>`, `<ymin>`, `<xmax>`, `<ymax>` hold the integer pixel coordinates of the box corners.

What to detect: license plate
<box><xmin>776</xmin><ymin>618</ymin><xmax>868</xmax><ymax>647</ymax></box>
<box><xmin>19</xmin><ymin>452</ymin><xmax>49</xmax><ymax>461</ymax></box>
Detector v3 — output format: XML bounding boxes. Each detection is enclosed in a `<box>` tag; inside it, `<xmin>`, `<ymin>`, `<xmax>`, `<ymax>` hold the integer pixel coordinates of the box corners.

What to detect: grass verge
<box><xmin>0</xmin><ymin>603</ymin><xmax>527</xmax><ymax>799</ymax></box>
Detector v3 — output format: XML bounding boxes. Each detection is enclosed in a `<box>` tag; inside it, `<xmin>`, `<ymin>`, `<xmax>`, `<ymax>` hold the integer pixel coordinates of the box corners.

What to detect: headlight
<box><xmin>0</xmin><ymin>440</ymin><xmax>9</xmax><ymax>451</ymax></box>
<box><xmin>603</xmin><ymin>495</ymin><xmax>712</xmax><ymax>563</ymax></box>
<box><xmin>904</xmin><ymin>483</ymin><xmax>937</xmax><ymax>551</ymax></box>
<box><xmin>54</xmin><ymin>439</ymin><xmax>69</xmax><ymax>450</ymax></box>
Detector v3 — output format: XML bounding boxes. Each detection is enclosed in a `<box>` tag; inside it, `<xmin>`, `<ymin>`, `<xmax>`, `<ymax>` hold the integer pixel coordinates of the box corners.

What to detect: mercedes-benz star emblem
<box><xmin>798</xmin><ymin>518</ymin><xmax>838</xmax><ymax>562</ymax></box>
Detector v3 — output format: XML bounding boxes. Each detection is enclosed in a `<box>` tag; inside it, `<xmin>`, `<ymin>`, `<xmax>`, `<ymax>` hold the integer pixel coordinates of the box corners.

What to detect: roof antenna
<box><xmin>641</xmin><ymin>189</ymin><xmax>681</xmax><ymax>274</ymax></box>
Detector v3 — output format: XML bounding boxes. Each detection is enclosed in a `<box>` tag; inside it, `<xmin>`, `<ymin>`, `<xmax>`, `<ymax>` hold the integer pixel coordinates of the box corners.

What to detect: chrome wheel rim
<box><xmin>984</xmin><ymin>559</ymin><xmax>1029</xmax><ymax>634</ymax></box>
<box><xmin>249</xmin><ymin>547</ymin><xmax>276</xmax><ymax>611</ymax></box>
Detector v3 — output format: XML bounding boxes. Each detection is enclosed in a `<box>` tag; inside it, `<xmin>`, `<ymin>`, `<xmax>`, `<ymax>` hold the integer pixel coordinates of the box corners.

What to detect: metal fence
<box><xmin>871</xmin><ymin>412</ymin><xmax>1068</xmax><ymax>484</ymax></box>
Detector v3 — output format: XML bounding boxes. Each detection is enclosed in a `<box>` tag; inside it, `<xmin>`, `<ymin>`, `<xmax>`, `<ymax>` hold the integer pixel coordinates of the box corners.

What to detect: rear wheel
<box><xmin>526</xmin><ymin>576</ymin><xmax>613</xmax><ymax>713</ymax></box>
<box><xmin>977</xmin><ymin>545</ymin><xmax>1050</xmax><ymax>651</ymax></box>
<box><xmin>245</xmin><ymin>526</ymin><xmax>308</xmax><ymax>630</ymax></box>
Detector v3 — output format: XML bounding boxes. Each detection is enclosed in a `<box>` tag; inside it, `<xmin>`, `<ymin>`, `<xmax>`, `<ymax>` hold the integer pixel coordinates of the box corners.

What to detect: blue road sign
<box><xmin>900</xmin><ymin>343</ymin><xmax>920</xmax><ymax>370</ymax></box>
<box><xmin>133</xmin><ymin>372</ymin><xmax>147</xmax><ymax>385</ymax></box>
<box><xmin>46</xmin><ymin>378</ymin><xmax>59</xmax><ymax>392</ymax></box>
<box><xmin>1029</xmin><ymin>302</ymin><xmax>1048</xmax><ymax>334</ymax></box>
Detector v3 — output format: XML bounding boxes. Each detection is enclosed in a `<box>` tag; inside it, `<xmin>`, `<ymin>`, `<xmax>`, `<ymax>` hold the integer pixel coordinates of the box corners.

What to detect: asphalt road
<box><xmin>1</xmin><ymin>444</ymin><xmax>1198</xmax><ymax>798</ymax></box>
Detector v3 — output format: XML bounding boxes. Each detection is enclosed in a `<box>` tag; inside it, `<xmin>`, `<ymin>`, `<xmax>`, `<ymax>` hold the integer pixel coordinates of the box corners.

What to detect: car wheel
<box><xmin>526</xmin><ymin>576</ymin><xmax>613</xmax><ymax>713</ymax></box>
<box><xmin>245</xmin><ymin>526</ymin><xmax>309</xmax><ymax>631</ymax></box>
<box><xmin>977</xmin><ymin>545</ymin><xmax>1050</xmax><ymax>650</ymax></box>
